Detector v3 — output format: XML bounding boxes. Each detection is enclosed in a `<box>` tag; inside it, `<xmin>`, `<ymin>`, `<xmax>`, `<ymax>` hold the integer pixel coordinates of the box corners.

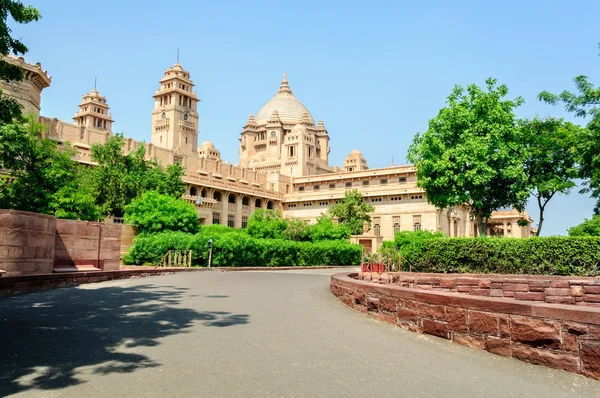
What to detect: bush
<box><xmin>406</xmin><ymin>237</ymin><xmax>600</xmax><ymax>276</ymax></box>
<box><xmin>123</xmin><ymin>230</ymin><xmax>362</xmax><ymax>267</ymax></box>
<box><xmin>568</xmin><ymin>216</ymin><xmax>600</xmax><ymax>237</ymax></box>
<box><xmin>246</xmin><ymin>209</ymin><xmax>287</xmax><ymax>239</ymax></box>
<box><xmin>124</xmin><ymin>191</ymin><xmax>199</xmax><ymax>234</ymax></box>
<box><xmin>307</xmin><ymin>215</ymin><xmax>351</xmax><ymax>242</ymax></box>
<box><xmin>392</xmin><ymin>230</ymin><xmax>445</xmax><ymax>270</ymax></box>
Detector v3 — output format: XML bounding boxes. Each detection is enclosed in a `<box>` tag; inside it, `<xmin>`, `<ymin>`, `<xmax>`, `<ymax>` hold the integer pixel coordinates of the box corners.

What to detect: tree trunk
<box><xmin>536</xmin><ymin>195</ymin><xmax>549</xmax><ymax>237</ymax></box>
<box><xmin>475</xmin><ymin>209</ymin><xmax>487</xmax><ymax>237</ymax></box>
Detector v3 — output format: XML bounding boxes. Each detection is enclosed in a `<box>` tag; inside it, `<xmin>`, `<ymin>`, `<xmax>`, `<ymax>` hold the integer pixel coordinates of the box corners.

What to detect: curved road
<box><xmin>1</xmin><ymin>268</ymin><xmax>599</xmax><ymax>397</ymax></box>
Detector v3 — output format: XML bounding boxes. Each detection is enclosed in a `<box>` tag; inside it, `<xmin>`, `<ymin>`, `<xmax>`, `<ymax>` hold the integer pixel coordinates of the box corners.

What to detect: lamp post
<box><xmin>207</xmin><ymin>238</ymin><xmax>213</xmax><ymax>268</ymax></box>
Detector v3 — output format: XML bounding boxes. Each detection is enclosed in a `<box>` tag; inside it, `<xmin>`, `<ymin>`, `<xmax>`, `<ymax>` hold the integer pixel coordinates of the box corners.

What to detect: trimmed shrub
<box><xmin>123</xmin><ymin>230</ymin><xmax>362</xmax><ymax>267</ymax></box>
<box><xmin>124</xmin><ymin>191</ymin><xmax>199</xmax><ymax>234</ymax></box>
<box><xmin>406</xmin><ymin>237</ymin><xmax>600</xmax><ymax>276</ymax></box>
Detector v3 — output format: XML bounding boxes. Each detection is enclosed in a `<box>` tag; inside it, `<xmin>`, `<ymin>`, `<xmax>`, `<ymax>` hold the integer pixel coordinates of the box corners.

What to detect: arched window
<box><xmin>213</xmin><ymin>191</ymin><xmax>222</xmax><ymax>202</ymax></box>
<box><xmin>201</xmin><ymin>189</ymin><xmax>207</xmax><ymax>197</ymax></box>
<box><xmin>267</xmin><ymin>201</ymin><xmax>273</xmax><ymax>210</ymax></box>
<box><xmin>190</xmin><ymin>187</ymin><xmax>197</xmax><ymax>196</ymax></box>
<box><xmin>228</xmin><ymin>194</ymin><xmax>236</xmax><ymax>204</ymax></box>
<box><xmin>413</xmin><ymin>222</ymin><xmax>422</xmax><ymax>232</ymax></box>
<box><xmin>255</xmin><ymin>199</ymin><xmax>262</xmax><ymax>208</ymax></box>
<box><xmin>242</xmin><ymin>196</ymin><xmax>249</xmax><ymax>206</ymax></box>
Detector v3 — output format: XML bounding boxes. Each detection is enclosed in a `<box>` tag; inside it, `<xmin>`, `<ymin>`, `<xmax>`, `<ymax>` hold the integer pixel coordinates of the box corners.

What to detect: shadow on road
<box><xmin>0</xmin><ymin>282</ymin><xmax>249</xmax><ymax>396</ymax></box>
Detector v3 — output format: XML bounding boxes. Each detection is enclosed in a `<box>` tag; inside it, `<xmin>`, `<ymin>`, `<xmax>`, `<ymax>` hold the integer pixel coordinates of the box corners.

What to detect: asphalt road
<box><xmin>1</xmin><ymin>268</ymin><xmax>600</xmax><ymax>397</ymax></box>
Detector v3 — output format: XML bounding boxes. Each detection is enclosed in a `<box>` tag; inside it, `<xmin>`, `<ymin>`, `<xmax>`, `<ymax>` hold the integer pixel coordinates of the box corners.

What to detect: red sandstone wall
<box><xmin>55</xmin><ymin>220</ymin><xmax>122</xmax><ymax>271</ymax></box>
<box><xmin>0</xmin><ymin>210</ymin><xmax>56</xmax><ymax>276</ymax></box>
<box><xmin>331</xmin><ymin>273</ymin><xmax>600</xmax><ymax>380</ymax></box>
<box><xmin>360</xmin><ymin>273</ymin><xmax>600</xmax><ymax>306</ymax></box>
<box><xmin>0</xmin><ymin>209</ymin><xmax>123</xmax><ymax>276</ymax></box>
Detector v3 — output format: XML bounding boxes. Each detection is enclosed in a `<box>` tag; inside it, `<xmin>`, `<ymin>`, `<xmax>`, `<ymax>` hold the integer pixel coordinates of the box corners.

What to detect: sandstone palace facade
<box><xmin>1</xmin><ymin>56</ymin><xmax>534</xmax><ymax>244</ymax></box>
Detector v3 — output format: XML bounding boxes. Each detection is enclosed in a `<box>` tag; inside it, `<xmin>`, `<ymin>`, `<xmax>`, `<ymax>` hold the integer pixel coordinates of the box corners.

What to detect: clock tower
<box><xmin>151</xmin><ymin>62</ymin><xmax>199</xmax><ymax>154</ymax></box>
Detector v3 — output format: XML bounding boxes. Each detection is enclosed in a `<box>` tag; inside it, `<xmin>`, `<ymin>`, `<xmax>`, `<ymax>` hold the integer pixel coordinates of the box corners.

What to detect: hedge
<box><xmin>404</xmin><ymin>237</ymin><xmax>600</xmax><ymax>276</ymax></box>
<box><xmin>123</xmin><ymin>230</ymin><xmax>362</xmax><ymax>267</ymax></box>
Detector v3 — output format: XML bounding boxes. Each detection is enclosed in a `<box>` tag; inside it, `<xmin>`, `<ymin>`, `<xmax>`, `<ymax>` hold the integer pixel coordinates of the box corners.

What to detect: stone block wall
<box><xmin>0</xmin><ymin>209</ymin><xmax>122</xmax><ymax>276</ymax></box>
<box><xmin>0</xmin><ymin>210</ymin><xmax>56</xmax><ymax>276</ymax></box>
<box><xmin>360</xmin><ymin>272</ymin><xmax>600</xmax><ymax>307</ymax></box>
<box><xmin>54</xmin><ymin>219</ymin><xmax>122</xmax><ymax>271</ymax></box>
<box><xmin>331</xmin><ymin>272</ymin><xmax>600</xmax><ymax>380</ymax></box>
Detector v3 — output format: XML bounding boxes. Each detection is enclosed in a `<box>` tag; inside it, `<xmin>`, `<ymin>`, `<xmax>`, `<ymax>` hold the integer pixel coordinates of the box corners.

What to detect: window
<box><xmin>185</xmin><ymin>137</ymin><xmax>188</xmax><ymax>144</ymax></box>
<box><xmin>399</xmin><ymin>177</ymin><xmax>407</xmax><ymax>183</ymax></box>
<box><xmin>373</xmin><ymin>217</ymin><xmax>381</xmax><ymax>236</ymax></box>
<box><xmin>362</xmin><ymin>180</ymin><xmax>370</xmax><ymax>186</ymax></box>
<box><xmin>255</xmin><ymin>199</ymin><xmax>262</xmax><ymax>208</ymax></box>
<box><xmin>313</xmin><ymin>185</ymin><xmax>320</xmax><ymax>190</ymax></box>
<box><xmin>413</xmin><ymin>215</ymin><xmax>422</xmax><ymax>232</ymax></box>
<box><xmin>212</xmin><ymin>212</ymin><xmax>221</xmax><ymax>225</ymax></box>
<box><xmin>298</xmin><ymin>186</ymin><xmax>305</xmax><ymax>192</ymax></box>
<box><xmin>271</xmin><ymin>131</ymin><xmax>276</xmax><ymax>137</ymax></box>
<box><xmin>213</xmin><ymin>192</ymin><xmax>222</xmax><ymax>201</ymax></box>
<box><xmin>190</xmin><ymin>187</ymin><xmax>197</xmax><ymax>196</ymax></box>
<box><xmin>345</xmin><ymin>182</ymin><xmax>352</xmax><ymax>188</ymax></box>
<box><xmin>380</xmin><ymin>178</ymin><xmax>388</xmax><ymax>184</ymax></box>
<box><xmin>228</xmin><ymin>195</ymin><xmax>236</xmax><ymax>204</ymax></box>
<box><xmin>242</xmin><ymin>196</ymin><xmax>249</xmax><ymax>206</ymax></box>
<box><xmin>242</xmin><ymin>216</ymin><xmax>248</xmax><ymax>229</ymax></box>
<box><xmin>228</xmin><ymin>215</ymin><xmax>235</xmax><ymax>228</ymax></box>
<box><xmin>393</xmin><ymin>216</ymin><xmax>401</xmax><ymax>234</ymax></box>
<box><xmin>267</xmin><ymin>201</ymin><xmax>273</xmax><ymax>210</ymax></box>
<box><xmin>329</xmin><ymin>183</ymin><xmax>336</xmax><ymax>189</ymax></box>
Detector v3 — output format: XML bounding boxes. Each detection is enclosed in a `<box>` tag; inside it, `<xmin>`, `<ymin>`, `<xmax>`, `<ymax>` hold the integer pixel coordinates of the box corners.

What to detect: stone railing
<box><xmin>331</xmin><ymin>272</ymin><xmax>600</xmax><ymax>380</ymax></box>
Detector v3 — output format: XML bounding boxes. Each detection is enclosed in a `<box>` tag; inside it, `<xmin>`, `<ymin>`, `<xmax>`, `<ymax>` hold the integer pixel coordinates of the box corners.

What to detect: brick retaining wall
<box><xmin>359</xmin><ymin>272</ymin><xmax>600</xmax><ymax>306</ymax></box>
<box><xmin>0</xmin><ymin>210</ymin><xmax>56</xmax><ymax>275</ymax></box>
<box><xmin>0</xmin><ymin>268</ymin><xmax>206</xmax><ymax>297</ymax></box>
<box><xmin>0</xmin><ymin>209</ymin><xmax>122</xmax><ymax>276</ymax></box>
<box><xmin>331</xmin><ymin>272</ymin><xmax>600</xmax><ymax>380</ymax></box>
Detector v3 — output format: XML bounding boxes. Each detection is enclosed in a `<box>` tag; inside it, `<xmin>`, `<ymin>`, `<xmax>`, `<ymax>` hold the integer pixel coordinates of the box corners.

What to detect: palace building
<box><xmin>0</xmin><ymin>56</ymin><xmax>534</xmax><ymax>247</ymax></box>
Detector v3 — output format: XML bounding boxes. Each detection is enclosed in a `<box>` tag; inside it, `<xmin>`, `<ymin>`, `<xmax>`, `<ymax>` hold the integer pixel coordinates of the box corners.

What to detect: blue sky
<box><xmin>14</xmin><ymin>0</ymin><xmax>600</xmax><ymax>235</ymax></box>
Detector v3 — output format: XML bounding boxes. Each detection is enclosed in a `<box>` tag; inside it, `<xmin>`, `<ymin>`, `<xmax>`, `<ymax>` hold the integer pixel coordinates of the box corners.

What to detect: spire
<box><xmin>277</xmin><ymin>70</ymin><xmax>293</xmax><ymax>96</ymax></box>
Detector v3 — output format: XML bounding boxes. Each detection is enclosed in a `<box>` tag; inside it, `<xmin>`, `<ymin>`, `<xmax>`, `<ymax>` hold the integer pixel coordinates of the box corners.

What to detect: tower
<box><xmin>151</xmin><ymin>62</ymin><xmax>199</xmax><ymax>154</ymax></box>
<box><xmin>0</xmin><ymin>55</ymin><xmax>51</xmax><ymax>118</ymax></box>
<box><xmin>73</xmin><ymin>87</ymin><xmax>113</xmax><ymax>132</ymax></box>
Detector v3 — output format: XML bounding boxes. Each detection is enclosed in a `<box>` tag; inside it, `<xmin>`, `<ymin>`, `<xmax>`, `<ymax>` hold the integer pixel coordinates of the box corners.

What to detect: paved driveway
<box><xmin>1</xmin><ymin>268</ymin><xmax>599</xmax><ymax>397</ymax></box>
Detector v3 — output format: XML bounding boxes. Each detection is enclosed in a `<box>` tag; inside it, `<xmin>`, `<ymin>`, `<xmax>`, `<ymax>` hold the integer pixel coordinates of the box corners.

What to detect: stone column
<box><xmin>249</xmin><ymin>196</ymin><xmax>255</xmax><ymax>214</ymax></box>
<box><xmin>220</xmin><ymin>191</ymin><xmax>228</xmax><ymax>226</ymax></box>
<box><xmin>235</xmin><ymin>194</ymin><xmax>243</xmax><ymax>228</ymax></box>
<box><xmin>503</xmin><ymin>221</ymin><xmax>508</xmax><ymax>237</ymax></box>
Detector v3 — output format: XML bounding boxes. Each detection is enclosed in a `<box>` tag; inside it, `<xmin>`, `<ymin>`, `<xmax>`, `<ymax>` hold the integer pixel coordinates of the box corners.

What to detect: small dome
<box><xmin>291</xmin><ymin>124</ymin><xmax>307</xmax><ymax>134</ymax></box>
<box><xmin>349</xmin><ymin>149</ymin><xmax>362</xmax><ymax>155</ymax></box>
<box><xmin>199</xmin><ymin>140</ymin><xmax>215</xmax><ymax>149</ymax></box>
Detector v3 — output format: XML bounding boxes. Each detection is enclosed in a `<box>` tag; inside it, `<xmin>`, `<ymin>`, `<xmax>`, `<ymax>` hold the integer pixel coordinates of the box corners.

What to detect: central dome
<box><xmin>255</xmin><ymin>72</ymin><xmax>314</xmax><ymax>125</ymax></box>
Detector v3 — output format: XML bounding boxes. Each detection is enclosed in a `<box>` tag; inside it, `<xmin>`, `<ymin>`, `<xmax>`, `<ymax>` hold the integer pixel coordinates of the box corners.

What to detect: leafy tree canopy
<box><xmin>538</xmin><ymin>43</ymin><xmax>600</xmax><ymax>214</ymax></box>
<box><xmin>246</xmin><ymin>209</ymin><xmax>287</xmax><ymax>239</ymax></box>
<box><xmin>568</xmin><ymin>215</ymin><xmax>600</xmax><ymax>237</ymax></box>
<box><xmin>90</xmin><ymin>134</ymin><xmax>186</xmax><ymax>217</ymax></box>
<box><xmin>327</xmin><ymin>189</ymin><xmax>374</xmax><ymax>235</ymax></box>
<box><xmin>307</xmin><ymin>214</ymin><xmax>351</xmax><ymax>242</ymax></box>
<box><xmin>0</xmin><ymin>116</ymin><xmax>100</xmax><ymax>219</ymax></box>
<box><xmin>124</xmin><ymin>190</ymin><xmax>200</xmax><ymax>234</ymax></box>
<box><xmin>407</xmin><ymin>78</ymin><xmax>528</xmax><ymax>236</ymax></box>
<box><xmin>519</xmin><ymin>117</ymin><xmax>579</xmax><ymax>235</ymax></box>
<box><xmin>0</xmin><ymin>0</ymin><xmax>42</xmax><ymax>124</ymax></box>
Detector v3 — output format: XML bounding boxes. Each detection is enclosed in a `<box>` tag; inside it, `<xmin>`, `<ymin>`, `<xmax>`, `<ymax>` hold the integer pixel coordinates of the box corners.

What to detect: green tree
<box><xmin>283</xmin><ymin>217</ymin><xmax>310</xmax><ymax>241</ymax></box>
<box><xmin>519</xmin><ymin>117</ymin><xmax>579</xmax><ymax>236</ymax></box>
<box><xmin>0</xmin><ymin>115</ymin><xmax>100</xmax><ymax>219</ymax></box>
<box><xmin>124</xmin><ymin>191</ymin><xmax>200</xmax><ymax>234</ymax></box>
<box><xmin>407</xmin><ymin>78</ymin><xmax>528</xmax><ymax>236</ymax></box>
<box><xmin>0</xmin><ymin>0</ymin><xmax>42</xmax><ymax>124</ymax></box>
<box><xmin>539</xmin><ymin>46</ymin><xmax>600</xmax><ymax>214</ymax></box>
<box><xmin>246</xmin><ymin>209</ymin><xmax>287</xmax><ymax>239</ymax></box>
<box><xmin>568</xmin><ymin>215</ymin><xmax>600</xmax><ymax>237</ymax></box>
<box><xmin>91</xmin><ymin>134</ymin><xmax>186</xmax><ymax>217</ymax></box>
<box><xmin>328</xmin><ymin>189</ymin><xmax>375</xmax><ymax>235</ymax></box>
<box><xmin>49</xmin><ymin>166</ymin><xmax>102</xmax><ymax>221</ymax></box>
<box><xmin>307</xmin><ymin>214</ymin><xmax>351</xmax><ymax>241</ymax></box>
